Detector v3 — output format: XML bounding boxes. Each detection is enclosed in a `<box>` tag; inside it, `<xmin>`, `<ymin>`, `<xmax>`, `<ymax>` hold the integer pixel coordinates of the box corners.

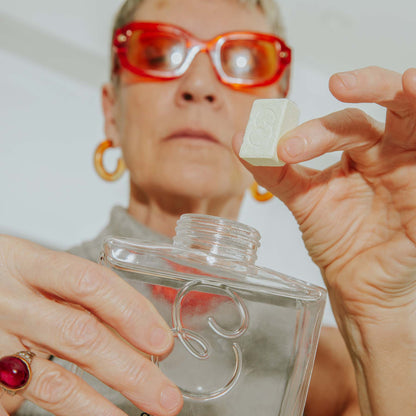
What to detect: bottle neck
<box><xmin>173</xmin><ymin>214</ymin><xmax>261</xmax><ymax>264</ymax></box>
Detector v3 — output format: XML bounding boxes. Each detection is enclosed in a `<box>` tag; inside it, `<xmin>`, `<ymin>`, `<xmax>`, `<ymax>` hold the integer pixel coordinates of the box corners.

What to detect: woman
<box><xmin>1</xmin><ymin>0</ymin><xmax>415</xmax><ymax>415</ymax></box>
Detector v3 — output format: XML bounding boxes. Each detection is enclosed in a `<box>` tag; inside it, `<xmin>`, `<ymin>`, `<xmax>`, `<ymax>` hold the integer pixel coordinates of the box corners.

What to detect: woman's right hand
<box><xmin>0</xmin><ymin>235</ymin><xmax>183</xmax><ymax>416</ymax></box>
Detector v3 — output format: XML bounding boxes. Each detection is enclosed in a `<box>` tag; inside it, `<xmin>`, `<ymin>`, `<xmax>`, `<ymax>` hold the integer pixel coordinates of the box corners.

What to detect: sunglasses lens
<box><xmin>221</xmin><ymin>39</ymin><xmax>280</xmax><ymax>83</ymax></box>
<box><xmin>126</xmin><ymin>31</ymin><xmax>186</xmax><ymax>73</ymax></box>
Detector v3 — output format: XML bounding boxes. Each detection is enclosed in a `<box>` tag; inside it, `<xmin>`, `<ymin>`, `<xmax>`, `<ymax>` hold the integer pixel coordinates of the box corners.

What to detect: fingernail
<box><xmin>150</xmin><ymin>327</ymin><xmax>171</xmax><ymax>349</ymax></box>
<box><xmin>160</xmin><ymin>385</ymin><xmax>182</xmax><ymax>411</ymax></box>
<box><xmin>337</xmin><ymin>72</ymin><xmax>357</xmax><ymax>89</ymax></box>
<box><xmin>282</xmin><ymin>137</ymin><xmax>306</xmax><ymax>158</ymax></box>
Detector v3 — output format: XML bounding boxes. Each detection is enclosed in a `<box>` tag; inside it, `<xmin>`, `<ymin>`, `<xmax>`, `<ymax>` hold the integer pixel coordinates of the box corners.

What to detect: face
<box><xmin>103</xmin><ymin>0</ymin><xmax>286</xmax><ymax>206</ymax></box>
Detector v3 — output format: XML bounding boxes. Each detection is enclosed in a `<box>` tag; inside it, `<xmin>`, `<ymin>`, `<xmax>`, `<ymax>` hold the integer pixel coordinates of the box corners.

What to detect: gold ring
<box><xmin>0</xmin><ymin>351</ymin><xmax>36</xmax><ymax>395</ymax></box>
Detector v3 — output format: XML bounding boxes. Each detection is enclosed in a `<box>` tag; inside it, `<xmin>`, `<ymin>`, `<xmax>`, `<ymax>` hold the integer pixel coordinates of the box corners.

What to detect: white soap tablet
<box><xmin>239</xmin><ymin>99</ymin><xmax>300</xmax><ymax>166</ymax></box>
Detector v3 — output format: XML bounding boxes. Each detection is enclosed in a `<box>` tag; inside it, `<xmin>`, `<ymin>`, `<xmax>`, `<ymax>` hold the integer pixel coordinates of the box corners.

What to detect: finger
<box><xmin>403</xmin><ymin>68</ymin><xmax>416</xmax><ymax>101</ymax></box>
<box><xmin>329</xmin><ymin>66</ymin><xmax>411</xmax><ymax>115</ymax></box>
<box><xmin>19</xmin><ymin>355</ymin><xmax>128</xmax><ymax>416</ymax></box>
<box><xmin>0</xmin><ymin>404</ymin><xmax>9</xmax><ymax>416</ymax></box>
<box><xmin>233</xmin><ymin>132</ymin><xmax>316</xmax><ymax>206</ymax></box>
<box><xmin>276</xmin><ymin>108</ymin><xmax>384</xmax><ymax>165</ymax></box>
<box><xmin>3</xmin><ymin>236</ymin><xmax>173</xmax><ymax>356</ymax></box>
<box><xmin>6</xmin><ymin>296</ymin><xmax>182</xmax><ymax>415</ymax></box>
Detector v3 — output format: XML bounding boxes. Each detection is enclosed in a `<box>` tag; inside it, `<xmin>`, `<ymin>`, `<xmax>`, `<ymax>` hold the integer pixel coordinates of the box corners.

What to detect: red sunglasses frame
<box><xmin>113</xmin><ymin>21</ymin><xmax>292</xmax><ymax>89</ymax></box>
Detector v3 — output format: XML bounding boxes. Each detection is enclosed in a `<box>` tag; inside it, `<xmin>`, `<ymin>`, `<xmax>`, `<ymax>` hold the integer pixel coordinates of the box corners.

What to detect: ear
<box><xmin>101</xmin><ymin>83</ymin><xmax>121</xmax><ymax>146</ymax></box>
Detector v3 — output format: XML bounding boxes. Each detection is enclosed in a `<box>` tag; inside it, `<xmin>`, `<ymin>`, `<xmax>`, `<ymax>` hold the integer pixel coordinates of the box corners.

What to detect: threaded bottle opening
<box><xmin>173</xmin><ymin>214</ymin><xmax>261</xmax><ymax>264</ymax></box>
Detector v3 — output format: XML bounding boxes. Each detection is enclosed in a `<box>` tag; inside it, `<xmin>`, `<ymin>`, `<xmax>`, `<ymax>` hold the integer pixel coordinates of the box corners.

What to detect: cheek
<box><xmin>116</xmin><ymin>86</ymin><xmax>165</xmax><ymax>157</ymax></box>
<box><xmin>228</xmin><ymin>95</ymin><xmax>255</xmax><ymax>135</ymax></box>
<box><xmin>114</xmin><ymin>101</ymin><xmax>151</xmax><ymax>181</ymax></box>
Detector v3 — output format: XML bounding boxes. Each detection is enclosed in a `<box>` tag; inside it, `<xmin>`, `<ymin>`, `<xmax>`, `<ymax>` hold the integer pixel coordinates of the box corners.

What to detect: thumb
<box><xmin>232</xmin><ymin>132</ymin><xmax>316</xmax><ymax>207</ymax></box>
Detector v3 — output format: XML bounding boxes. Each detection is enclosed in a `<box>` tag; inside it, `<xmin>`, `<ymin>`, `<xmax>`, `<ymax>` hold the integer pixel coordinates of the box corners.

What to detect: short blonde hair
<box><xmin>111</xmin><ymin>0</ymin><xmax>286</xmax><ymax>80</ymax></box>
<box><xmin>112</xmin><ymin>0</ymin><xmax>285</xmax><ymax>38</ymax></box>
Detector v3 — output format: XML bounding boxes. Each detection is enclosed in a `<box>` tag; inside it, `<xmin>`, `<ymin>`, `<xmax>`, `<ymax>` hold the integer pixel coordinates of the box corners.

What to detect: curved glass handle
<box><xmin>172</xmin><ymin>280</ymin><xmax>249</xmax><ymax>343</ymax></box>
<box><xmin>179</xmin><ymin>342</ymin><xmax>243</xmax><ymax>401</ymax></box>
<box><xmin>172</xmin><ymin>327</ymin><xmax>210</xmax><ymax>360</ymax></box>
<box><xmin>152</xmin><ymin>279</ymin><xmax>249</xmax><ymax>401</ymax></box>
<box><xmin>207</xmin><ymin>285</ymin><xmax>249</xmax><ymax>339</ymax></box>
<box><xmin>152</xmin><ymin>339</ymin><xmax>243</xmax><ymax>401</ymax></box>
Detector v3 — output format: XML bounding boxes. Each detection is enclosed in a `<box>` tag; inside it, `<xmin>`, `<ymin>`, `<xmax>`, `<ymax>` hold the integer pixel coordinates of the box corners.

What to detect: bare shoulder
<box><xmin>304</xmin><ymin>326</ymin><xmax>361</xmax><ymax>416</ymax></box>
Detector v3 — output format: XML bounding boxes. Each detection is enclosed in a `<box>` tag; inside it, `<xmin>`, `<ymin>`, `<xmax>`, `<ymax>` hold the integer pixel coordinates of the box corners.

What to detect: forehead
<box><xmin>134</xmin><ymin>0</ymin><xmax>273</xmax><ymax>38</ymax></box>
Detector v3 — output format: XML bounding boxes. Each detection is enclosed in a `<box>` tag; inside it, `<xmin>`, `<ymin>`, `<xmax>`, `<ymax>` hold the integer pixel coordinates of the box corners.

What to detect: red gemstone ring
<box><xmin>0</xmin><ymin>351</ymin><xmax>35</xmax><ymax>395</ymax></box>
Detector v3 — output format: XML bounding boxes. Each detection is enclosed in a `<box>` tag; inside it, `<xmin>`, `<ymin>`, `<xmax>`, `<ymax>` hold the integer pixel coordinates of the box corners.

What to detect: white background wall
<box><xmin>1</xmin><ymin>0</ymin><xmax>415</xmax><ymax>325</ymax></box>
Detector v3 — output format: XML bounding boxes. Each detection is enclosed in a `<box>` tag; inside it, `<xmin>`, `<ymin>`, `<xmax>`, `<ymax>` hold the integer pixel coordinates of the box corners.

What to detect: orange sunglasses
<box><xmin>113</xmin><ymin>21</ymin><xmax>291</xmax><ymax>89</ymax></box>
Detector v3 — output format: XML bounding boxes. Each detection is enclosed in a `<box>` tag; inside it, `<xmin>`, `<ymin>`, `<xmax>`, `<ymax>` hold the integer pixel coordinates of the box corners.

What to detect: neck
<box><xmin>128</xmin><ymin>183</ymin><xmax>245</xmax><ymax>238</ymax></box>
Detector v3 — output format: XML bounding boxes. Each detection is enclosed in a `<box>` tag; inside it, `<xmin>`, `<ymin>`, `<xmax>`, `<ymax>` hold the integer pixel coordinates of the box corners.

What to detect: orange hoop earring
<box><xmin>250</xmin><ymin>182</ymin><xmax>274</xmax><ymax>202</ymax></box>
<box><xmin>94</xmin><ymin>139</ymin><xmax>126</xmax><ymax>181</ymax></box>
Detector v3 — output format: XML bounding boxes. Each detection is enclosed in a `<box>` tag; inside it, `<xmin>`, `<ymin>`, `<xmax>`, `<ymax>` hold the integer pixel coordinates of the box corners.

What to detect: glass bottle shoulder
<box><xmin>101</xmin><ymin>236</ymin><xmax>326</xmax><ymax>305</ymax></box>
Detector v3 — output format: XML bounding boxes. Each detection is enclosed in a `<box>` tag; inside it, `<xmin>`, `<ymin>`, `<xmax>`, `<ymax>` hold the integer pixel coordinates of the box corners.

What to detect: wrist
<box><xmin>335</xmin><ymin>306</ymin><xmax>416</xmax><ymax>416</ymax></box>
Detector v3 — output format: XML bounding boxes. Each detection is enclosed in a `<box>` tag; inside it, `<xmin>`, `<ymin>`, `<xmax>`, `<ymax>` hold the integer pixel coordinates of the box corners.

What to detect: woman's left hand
<box><xmin>234</xmin><ymin>66</ymin><xmax>416</xmax><ymax>416</ymax></box>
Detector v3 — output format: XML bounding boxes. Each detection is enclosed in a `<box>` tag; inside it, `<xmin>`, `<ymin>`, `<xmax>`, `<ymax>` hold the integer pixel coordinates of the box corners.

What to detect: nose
<box><xmin>174</xmin><ymin>53</ymin><xmax>223</xmax><ymax>109</ymax></box>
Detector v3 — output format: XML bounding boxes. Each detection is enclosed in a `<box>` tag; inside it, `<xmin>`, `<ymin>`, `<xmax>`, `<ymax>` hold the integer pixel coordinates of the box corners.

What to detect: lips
<box><xmin>164</xmin><ymin>128</ymin><xmax>220</xmax><ymax>144</ymax></box>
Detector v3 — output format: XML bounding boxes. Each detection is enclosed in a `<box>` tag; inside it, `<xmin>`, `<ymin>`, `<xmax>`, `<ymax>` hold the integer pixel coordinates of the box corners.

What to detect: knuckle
<box><xmin>0</xmin><ymin>234</ymin><xmax>9</xmax><ymax>254</ymax></box>
<box><xmin>0</xmin><ymin>235</ymin><xmax>19</xmax><ymax>274</ymax></box>
<box><xmin>71</xmin><ymin>263</ymin><xmax>106</xmax><ymax>298</ymax></box>
<box><xmin>119</xmin><ymin>303</ymin><xmax>139</xmax><ymax>333</ymax></box>
<box><xmin>365</xmin><ymin>65</ymin><xmax>382</xmax><ymax>72</ymax></box>
<box><xmin>60</xmin><ymin>313</ymin><xmax>102</xmax><ymax>352</ymax></box>
<box><xmin>344</xmin><ymin>108</ymin><xmax>381</xmax><ymax>139</ymax></box>
<box><xmin>125</xmin><ymin>359</ymin><xmax>152</xmax><ymax>387</ymax></box>
<box><xmin>344</xmin><ymin>107</ymin><xmax>367</xmax><ymax>123</ymax></box>
<box><xmin>0</xmin><ymin>234</ymin><xmax>18</xmax><ymax>250</ymax></box>
<box><xmin>33</xmin><ymin>367</ymin><xmax>75</xmax><ymax>405</ymax></box>
<box><xmin>121</xmin><ymin>299</ymin><xmax>148</xmax><ymax>332</ymax></box>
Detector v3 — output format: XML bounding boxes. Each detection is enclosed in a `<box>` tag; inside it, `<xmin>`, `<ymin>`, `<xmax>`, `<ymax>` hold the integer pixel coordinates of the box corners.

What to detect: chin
<box><xmin>167</xmin><ymin>172</ymin><xmax>243</xmax><ymax>200</ymax></box>
<box><xmin>144</xmin><ymin>158</ymin><xmax>249</xmax><ymax>200</ymax></box>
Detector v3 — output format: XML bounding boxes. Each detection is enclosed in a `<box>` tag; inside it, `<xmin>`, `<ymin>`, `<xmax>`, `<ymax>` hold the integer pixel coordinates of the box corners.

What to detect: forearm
<box><xmin>338</xmin><ymin>309</ymin><xmax>416</xmax><ymax>415</ymax></box>
<box><xmin>305</xmin><ymin>326</ymin><xmax>360</xmax><ymax>416</ymax></box>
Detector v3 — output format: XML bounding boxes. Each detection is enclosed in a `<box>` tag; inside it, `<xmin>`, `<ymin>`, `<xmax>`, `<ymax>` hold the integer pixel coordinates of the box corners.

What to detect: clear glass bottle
<box><xmin>89</xmin><ymin>214</ymin><xmax>326</xmax><ymax>416</ymax></box>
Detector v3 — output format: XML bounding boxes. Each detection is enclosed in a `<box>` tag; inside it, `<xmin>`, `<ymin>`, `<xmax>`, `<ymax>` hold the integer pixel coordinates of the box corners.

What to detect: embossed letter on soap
<box><xmin>239</xmin><ymin>99</ymin><xmax>300</xmax><ymax>166</ymax></box>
